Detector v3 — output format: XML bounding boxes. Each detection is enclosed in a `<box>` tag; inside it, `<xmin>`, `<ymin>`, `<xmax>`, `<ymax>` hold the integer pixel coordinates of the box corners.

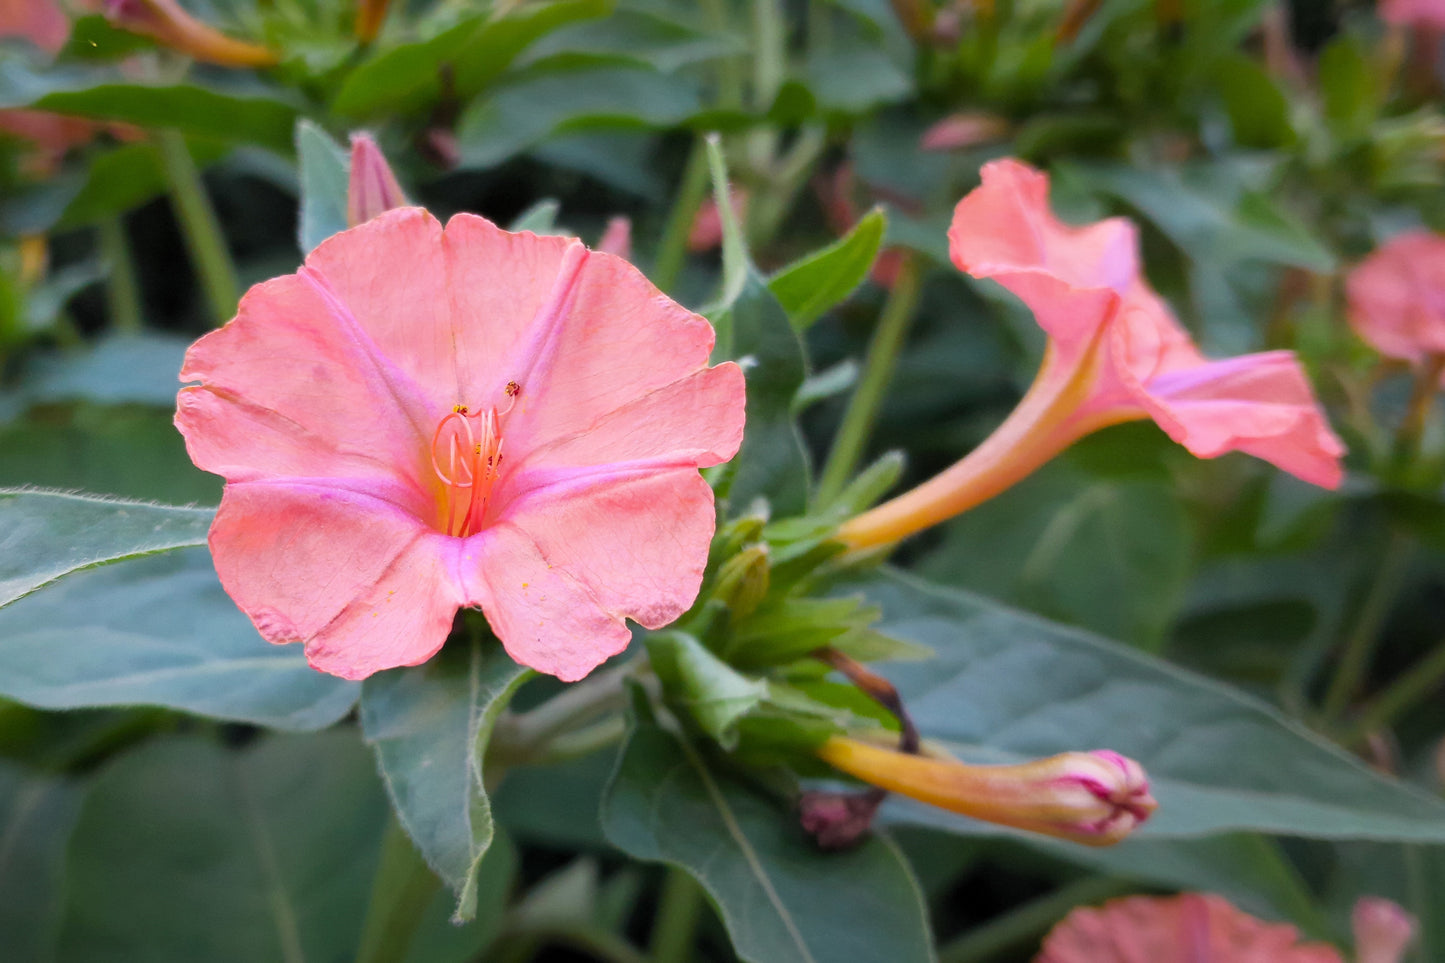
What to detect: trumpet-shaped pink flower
<box><xmin>1346</xmin><ymin>230</ymin><xmax>1445</xmax><ymax>366</ymax></box>
<box><xmin>177</xmin><ymin>208</ymin><xmax>746</xmax><ymax>681</ymax></box>
<box><xmin>1037</xmin><ymin>893</ymin><xmax>1342</xmax><ymax>963</ymax></box>
<box><xmin>839</xmin><ymin>159</ymin><xmax>1344</xmax><ymax>549</ymax></box>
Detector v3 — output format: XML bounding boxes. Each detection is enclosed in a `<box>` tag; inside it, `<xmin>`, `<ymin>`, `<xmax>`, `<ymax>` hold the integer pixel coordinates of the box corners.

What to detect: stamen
<box><xmin>431</xmin><ymin>389</ymin><xmax>515</xmax><ymax>538</ymax></box>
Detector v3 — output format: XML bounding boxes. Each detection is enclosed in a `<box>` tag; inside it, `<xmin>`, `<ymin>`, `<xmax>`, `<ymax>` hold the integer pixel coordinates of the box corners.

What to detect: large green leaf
<box><xmin>768</xmin><ymin>207</ymin><xmax>887</xmax><ymax>332</ymax></box>
<box><xmin>601</xmin><ymin>698</ymin><xmax>936</xmax><ymax>963</ymax></box>
<box><xmin>519</xmin><ymin>8</ymin><xmax>746</xmax><ymax>72</ymax></box>
<box><xmin>859</xmin><ymin>569</ymin><xmax>1445</xmax><ymax>840</ymax></box>
<box><xmin>0</xmin><ymin>335</ymin><xmax>191</xmax><ymax>418</ymax></box>
<box><xmin>55</xmin><ymin>731</ymin><xmax>389</xmax><ymax>962</ymax></box>
<box><xmin>0</xmin><ymin>490</ymin><xmax>211</xmax><ymax>608</ymax></box>
<box><xmin>360</xmin><ymin>637</ymin><xmax>530</xmax><ymax>922</ymax></box>
<box><xmin>295</xmin><ymin>120</ymin><xmax>350</xmax><ymax>254</ymax></box>
<box><xmin>0</xmin><ymin>763</ymin><xmax>84</xmax><ymax>963</ymax></box>
<box><xmin>331</xmin><ymin>0</ymin><xmax>612</xmax><ymax>119</ymax></box>
<box><xmin>454</xmin><ymin>63</ymin><xmax>703</xmax><ymax>170</ymax></box>
<box><xmin>0</xmin><ymin>548</ymin><xmax>359</xmax><ymax>730</ymax></box>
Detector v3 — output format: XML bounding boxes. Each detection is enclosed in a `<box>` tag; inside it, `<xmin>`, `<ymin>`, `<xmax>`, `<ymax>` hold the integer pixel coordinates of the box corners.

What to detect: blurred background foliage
<box><xmin>3</xmin><ymin>0</ymin><xmax>1445</xmax><ymax>961</ymax></box>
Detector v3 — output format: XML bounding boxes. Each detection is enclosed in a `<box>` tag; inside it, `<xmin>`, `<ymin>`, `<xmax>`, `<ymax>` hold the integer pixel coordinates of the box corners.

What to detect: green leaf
<box><xmin>1319</xmin><ymin>34</ymin><xmax>1380</xmax><ymax>140</ymax></box>
<box><xmin>519</xmin><ymin>8</ymin><xmax>747</xmax><ymax>72</ymax></box>
<box><xmin>0</xmin><ymin>548</ymin><xmax>359</xmax><ymax>729</ymax></box>
<box><xmin>860</xmin><ymin>568</ymin><xmax>1445</xmax><ymax>841</ymax></box>
<box><xmin>1214</xmin><ymin>52</ymin><xmax>1294</xmax><ymax>149</ymax></box>
<box><xmin>601</xmin><ymin>698</ymin><xmax>936</xmax><ymax>963</ymax></box>
<box><xmin>55</xmin><ymin>731</ymin><xmax>389</xmax><ymax>962</ymax></box>
<box><xmin>0</xmin><ymin>490</ymin><xmax>211</xmax><ymax>608</ymax></box>
<box><xmin>704</xmin><ymin>141</ymin><xmax>811</xmax><ymax>516</ymax></box>
<box><xmin>0</xmin><ymin>762</ymin><xmax>84</xmax><ymax>963</ymax></box>
<box><xmin>768</xmin><ymin>207</ymin><xmax>886</xmax><ymax>332</ymax></box>
<box><xmin>0</xmin><ymin>60</ymin><xmax>298</xmax><ymax>153</ymax></box>
<box><xmin>295</xmin><ymin>120</ymin><xmax>350</xmax><ymax>254</ymax></box>
<box><xmin>455</xmin><ymin>63</ymin><xmax>703</xmax><ymax>170</ymax></box>
<box><xmin>507</xmin><ymin>198</ymin><xmax>563</xmax><ymax>234</ymax></box>
<box><xmin>646</xmin><ymin>631</ymin><xmax>768</xmax><ymax>748</ymax></box>
<box><xmin>402</xmin><ymin>834</ymin><xmax>516</xmax><ymax>963</ymax></box>
<box><xmin>803</xmin><ymin>34</ymin><xmax>911</xmax><ymax>115</ymax></box>
<box><xmin>0</xmin><ymin>334</ymin><xmax>191</xmax><ymax>421</ymax></box>
<box><xmin>915</xmin><ymin>459</ymin><xmax>1193</xmax><ymax>650</ymax></box>
<box><xmin>360</xmin><ymin>636</ymin><xmax>531</xmax><ymax>922</ymax></box>
<box><xmin>331</xmin><ymin>0</ymin><xmax>613</xmax><ymax>119</ymax></box>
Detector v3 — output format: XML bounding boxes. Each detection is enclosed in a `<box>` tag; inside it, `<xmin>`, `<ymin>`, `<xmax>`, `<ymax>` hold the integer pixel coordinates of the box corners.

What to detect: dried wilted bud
<box><xmin>817</xmin><ymin>737</ymin><xmax>1156</xmax><ymax>846</ymax></box>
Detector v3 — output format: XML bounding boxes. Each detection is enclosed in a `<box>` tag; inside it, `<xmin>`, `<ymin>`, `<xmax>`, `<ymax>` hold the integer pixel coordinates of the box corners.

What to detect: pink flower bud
<box><xmin>596</xmin><ymin>217</ymin><xmax>632</xmax><ymax>260</ymax></box>
<box><xmin>816</xmin><ymin>737</ymin><xmax>1156</xmax><ymax>846</ymax></box>
<box><xmin>919</xmin><ymin>112</ymin><xmax>1010</xmax><ymax>152</ymax></box>
<box><xmin>1353</xmin><ymin>897</ymin><xmax>1416</xmax><ymax>963</ymax></box>
<box><xmin>346</xmin><ymin>133</ymin><xmax>408</xmax><ymax>228</ymax></box>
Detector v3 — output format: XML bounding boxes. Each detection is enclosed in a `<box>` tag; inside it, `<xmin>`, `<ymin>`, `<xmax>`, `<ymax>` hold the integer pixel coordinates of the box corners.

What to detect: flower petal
<box><xmin>948</xmin><ymin>158</ymin><xmax>1137</xmax><ymax>350</ymax></box>
<box><xmin>1345</xmin><ymin>230</ymin><xmax>1445</xmax><ymax>363</ymax></box>
<box><xmin>209</xmin><ymin>482</ymin><xmax>461</xmax><ymax>680</ymax></box>
<box><xmin>468</xmin><ymin>470</ymin><xmax>717</xmax><ymax>681</ymax></box>
<box><xmin>176</xmin><ymin>271</ymin><xmax>433</xmax><ymax>506</ymax></box>
<box><xmin>1136</xmin><ymin>350</ymin><xmax>1346</xmax><ymax>488</ymax></box>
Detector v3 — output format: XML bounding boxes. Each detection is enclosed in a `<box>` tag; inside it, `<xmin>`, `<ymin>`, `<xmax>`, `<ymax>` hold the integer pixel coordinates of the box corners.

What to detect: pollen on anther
<box><xmin>505</xmin><ymin>380</ymin><xmax>521</xmax><ymax>397</ymax></box>
<box><xmin>453</xmin><ymin>404</ymin><xmax>469</xmax><ymax>414</ymax></box>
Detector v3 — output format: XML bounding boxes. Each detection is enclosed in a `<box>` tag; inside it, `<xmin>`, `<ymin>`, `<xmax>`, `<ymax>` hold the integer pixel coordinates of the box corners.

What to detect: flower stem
<box><xmin>1346</xmin><ymin>638</ymin><xmax>1445</xmax><ymax>745</ymax></box>
<box><xmin>815</xmin><ymin>254</ymin><xmax>922</xmax><ymax>506</ymax></box>
<box><xmin>1391</xmin><ymin>354</ymin><xmax>1445</xmax><ymax>477</ymax></box>
<box><xmin>355</xmin><ymin>815</ymin><xmax>442</xmax><ymax>963</ymax></box>
<box><xmin>651</xmin><ymin>138</ymin><xmax>711</xmax><ymax>294</ymax></box>
<box><xmin>98</xmin><ymin>216</ymin><xmax>142</xmax><ymax>335</ymax></box>
<box><xmin>937</xmin><ymin>876</ymin><xmax>1134</xmax><ymax>963</ymax></box>
<box><xmin>1322</xmin><ymin>531</ymin><xmax>1415</xmax><ymax>721</ymax></box>
<box><xmin>648</xmin><ymin>869</ymin><xmax>705</xmax><ymax>963</ymax></box>
<box><xmin>156</xmin><ymin>129</ymin><xmax>239</xmax><ymax>325</ymax></box>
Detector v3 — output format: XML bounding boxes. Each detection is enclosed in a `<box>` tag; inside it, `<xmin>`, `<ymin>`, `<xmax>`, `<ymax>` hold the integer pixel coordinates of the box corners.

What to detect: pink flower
<box><xmin>839</xmin><ymin>159</ymin><xmax>1344</xmax><ymax>549</ymax></box>
<box><xmin>176</xmin><ymin>209</ymin><xmax>746</xmax><ymax>681</ymax></box>
<box><xmin>1036</xmin><ymin>893</ymin><xmax>1343</xmax><ymax>963</ymax></box>
<box><xmin>596</xmin><ymin>216</ymin><xmax>632</xmax><ymax>260</ymax></box>
<box><xmin>1346</xmin><ymin>230</ymin><xmax>1445</xmax><ymax>365</ymax></box>
<box><xmin>919</xmin><ymin>112</ymin><xmax>1010</xmax><ymax>152</ymax></box>
<box><xmin>0</xmin><ymin>0</ymin><xmax>68</xmax><ymax>53</ymax></box>
<box><xmin>1380</xmin><ymin>0</ymin><xmax>1445</xmax><ymax>29</ymax></box>
<box><xmin>688</xmin><ymin>187</ymin><xmax>748</xmax><ymax>252</ymax></box>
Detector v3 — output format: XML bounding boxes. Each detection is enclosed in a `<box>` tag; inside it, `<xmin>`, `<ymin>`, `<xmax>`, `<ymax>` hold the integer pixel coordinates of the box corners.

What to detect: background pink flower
<box><xmin>1036</xmin><ymin>893</ymin><xmax>1343</xmax><ymax>963</ymax></box>
<box><xmin>1380</xmin><ymin>0</ymin><xmax>1445</xmax><ymax>29</ymax></box>
<box><xmin>0</xmin><ymin>0</ymin><xmax>69</xmax><ymax>53</ymax></box>
<box><xmin>177</xmin><ymin>208</ymin><xmax>746</xmax><ymax>681</ymax></box>
<box><xmin>1346</xmin><ymin>229</ymin><xmax>1445</xmax><ymax>366</ymax></box>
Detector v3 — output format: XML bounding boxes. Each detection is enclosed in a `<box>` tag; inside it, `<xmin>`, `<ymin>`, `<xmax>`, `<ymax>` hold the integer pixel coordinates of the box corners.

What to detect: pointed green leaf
<box><xmin>0</xmin><ymin>490</ymin><xmax>211</xmax><ymax>609</ymax></box>
<box><xmin>360</xmin><ymin>638</ymin><xmax>530</xmax><ymax>922</ymax></box>
<box><xmin>861</xmin><ymin>569</ymin><xmax>1445</xmax><ymax>841</ymax></box>
<box><xmin>0</xmin><ymin>762</ymin><xmax>83</xmax><ymax>963</ymax></box>
<box><xmin>0</xmin><ymin>548</ymin><xmax>359</xmax><ymax>729</ymax></box>
<box><xmin>296</xmin><ymin>120</ymin><xmax>350</xmax><ymax>254</ymax></box>
<box><xmin>768</xmin><ymin>208</ymin><xmax>887</xmax><ymax>331</ymax></box>
<box><xmin>601</xmin><ymin>700</ymin><xmax>936</xmax><ymax>963</ymax></box>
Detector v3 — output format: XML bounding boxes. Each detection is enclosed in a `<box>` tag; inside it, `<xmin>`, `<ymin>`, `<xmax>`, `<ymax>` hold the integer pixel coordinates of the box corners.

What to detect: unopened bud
<box><xmin>596</xmin><ymin>217</ymin><xmax>632</xmax><ymax>260</ymax></box>
<box><xmin>919</xmin><ymin>112</ymin><xmax>1010</xmax><ymax>152</ymax></box>
<box><xmin>347</xmin><ymin>133</ymin><xmax>408</xmax><ymax>227</ymax></box>
<box><xmin>798</xmin><ymin>788</ymin><xmax>884</xmax><ymax>850</ymax></box>
<box><xmin>817</xmin><ymin>737</ymin><xmax>1156</xmax><ymax>846</ymax></box>
<box><xmin>711</xmin><ymin>544</ymin><xmax>770</xmax><ymax>621</ymax></box>
<box><xmin>1353</xmin><ymin>897</ymin><xmax>1415</xmax><ymax>963</ymax></box>
<box><xmin>104</xmin><ymin>0</ymin><xmax>278</xmax><ymax>67</ymax></box>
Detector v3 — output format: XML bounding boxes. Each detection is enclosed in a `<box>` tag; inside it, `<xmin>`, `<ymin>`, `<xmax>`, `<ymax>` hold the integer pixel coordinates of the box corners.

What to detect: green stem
<box><xmin>156</xmin><ymin>130</ymin><xmax>239</xmax><ymax>324</ymax></box>
<box><xmin>356</xmin><ymin>816</ymin><xmax>443</xmax><ymax>963</ymax></box>
<box><xmin>1391</xmin><ymin>353</ymin><xmax>1445</xmax><ymax>479</ymax></box>
<box><xmin>937</xmin><ymin>876</ymin><xmax>1133</xmax><ymax>963</ymax></box>
<box><xmin>98</xmin><ymin>216</ymin><xmax>142</xmax><ymax>334</ymax></box>
<box><xmin>699</xmin><ymin>0</ymin><xmax>744</xmax><ymax>109</ymax></box>
<box><xmin>651</xmin><ymin>139</ymin><xmax>712</xmax><ymax>294</ymax></box>
<box><xmin>648</xmin><ymin>869</ymin><xmax>705</xmax><ymax>963</ymax></box>
<box><xmin>1322</xmin><ymin>531</ymin><xmax>1415</xmax><ymax>720</ymax></box>
<box><xmin>1347</xmin><ymin>637</ymin><xmax>1445</xmax><ymax>743</ymax></box>
<box><xmin>816</xmin><ymin>254</ymin><xmax>923</xmax><ymax>505</ymax></box>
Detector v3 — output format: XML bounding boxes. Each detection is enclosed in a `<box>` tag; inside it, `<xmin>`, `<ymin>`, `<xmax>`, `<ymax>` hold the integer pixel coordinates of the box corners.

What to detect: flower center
<box><xmin>430</xmin><ymin>381</ymin><xmax>519</xmax><ymax>537</ymax></box>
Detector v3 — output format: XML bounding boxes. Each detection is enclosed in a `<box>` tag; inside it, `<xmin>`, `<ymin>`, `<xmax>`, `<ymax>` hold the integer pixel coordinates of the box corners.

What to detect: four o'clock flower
<box><xmin>1346</xmin><ymin>230</ymin><xmax>1445</xmax><ymax>370</ymax></box>
<box><xmin>838</xmin><ymin>159</ymin><xmax>1345</xmax><ymax>550</ymax></box>
<box><xmin>816</xmin><ymin>736</ymin><xmax>1156</xmax><ymax>846</ymax></box>
<box><xmin>1380</xmin><ymin>0</ymin><xmax>1445</xmax><ymax>29</ymax></box>
<box><xmin>347</xmin><ymin>133</ymin><xmax>409</xmax><ymax>228</ymax></box>
<box><xmin>176</xmin><ymin>208</ymin><xmax>746</xmax><ymax>681</ymax></box>
<box><xmin>1037</xmin><ymin>892</ymin><xmax>1344</xmax><ymax>962</ymax></box>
